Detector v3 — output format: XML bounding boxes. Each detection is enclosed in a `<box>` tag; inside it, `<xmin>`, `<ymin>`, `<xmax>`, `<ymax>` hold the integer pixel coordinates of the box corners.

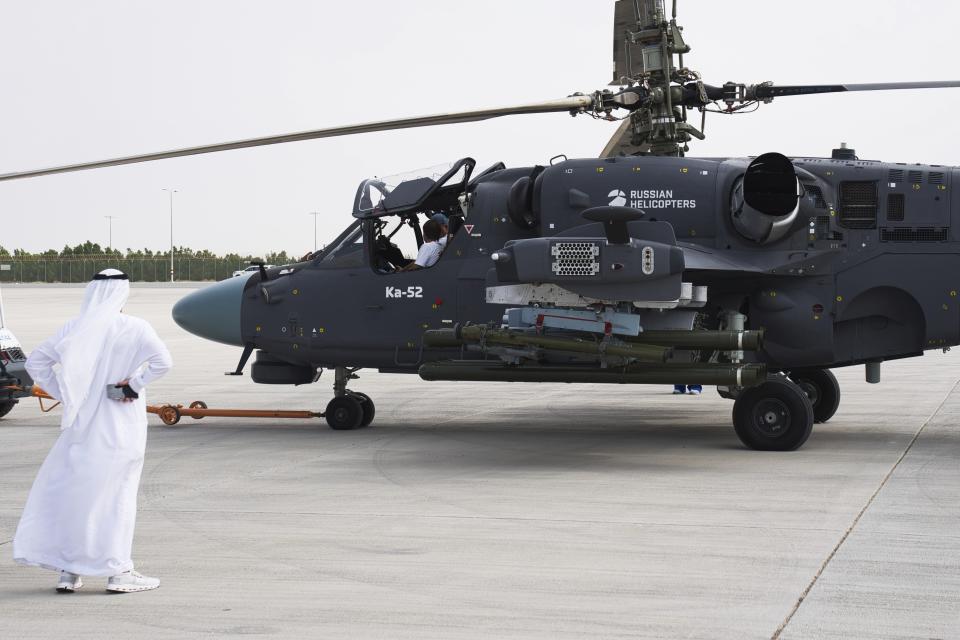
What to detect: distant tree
<box><xmin>265</xmin><ymin>250</ymin><xmax>291</xmax><ymax>265</ymax></box>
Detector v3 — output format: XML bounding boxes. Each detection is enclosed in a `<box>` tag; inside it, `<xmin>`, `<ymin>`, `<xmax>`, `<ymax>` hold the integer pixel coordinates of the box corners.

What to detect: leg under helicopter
<box><xmin>719</xmin><ymin>367</ymin><xmax>841</xmax><ymax>449</ymax></box>
<box><xmin>323</xmin><ymin>366</ymin><xmax>375</xmax><ymax>430</ymax></box>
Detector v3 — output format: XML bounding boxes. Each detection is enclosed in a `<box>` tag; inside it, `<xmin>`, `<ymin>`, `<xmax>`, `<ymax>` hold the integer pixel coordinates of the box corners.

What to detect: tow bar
<box><xmin>149</xmin><ymin>401</ymin><xmax>322</xmax><ymax>426</ymax></box>
<box><xmin>23</xmin><ymin>386</ymin><xmax>323</xmax><ymax>427</ymax></box>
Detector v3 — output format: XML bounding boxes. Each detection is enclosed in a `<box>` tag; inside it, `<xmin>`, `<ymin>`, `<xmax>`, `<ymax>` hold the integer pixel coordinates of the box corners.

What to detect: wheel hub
<box><xmin>753</xmin><ymin>398</ymin><xmax>790</xmax><ymax>437</ymax></box>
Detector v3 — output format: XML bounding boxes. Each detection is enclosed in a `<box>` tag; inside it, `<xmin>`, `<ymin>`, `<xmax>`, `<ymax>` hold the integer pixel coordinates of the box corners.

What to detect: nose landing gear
<box><xmin>324</xmin><ymin>367</ymin><xmax>375</xmax><ymax>430</ymax></box>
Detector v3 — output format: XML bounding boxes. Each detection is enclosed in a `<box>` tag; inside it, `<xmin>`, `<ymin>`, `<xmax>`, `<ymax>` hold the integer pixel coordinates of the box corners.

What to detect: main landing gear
<box><xmin>728</xmin><ymin>368</ymin><xmax>840</xmax><ymax>451</ymax></box>
<box><xmin>324</xmin><ymin>367</ymin><xmax>375</xmax><ymax>430</ymax></box>
<box><xmin>732</xmin><ymin>377</ymin><xmax>813</xmax><ymax>451</ymax></box>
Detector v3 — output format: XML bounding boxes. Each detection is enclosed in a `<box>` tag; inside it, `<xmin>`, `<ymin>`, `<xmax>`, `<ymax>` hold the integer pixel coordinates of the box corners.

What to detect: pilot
<box><xmin>430</xmin><ymin>212</ymin><xmax>449</xmax><ymax>245</ymax></box>
<box><xmin>401</xmin><ymin>219</ymin><xmax>444</xmax><ymax>271</ymax></box>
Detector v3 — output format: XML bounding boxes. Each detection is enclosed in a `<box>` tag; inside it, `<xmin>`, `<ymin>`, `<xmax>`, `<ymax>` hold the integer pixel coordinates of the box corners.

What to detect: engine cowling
<box><xmin>731</xmin><ymin>152</ymin><xmax>801</xmax><ymax>244</ymax></box>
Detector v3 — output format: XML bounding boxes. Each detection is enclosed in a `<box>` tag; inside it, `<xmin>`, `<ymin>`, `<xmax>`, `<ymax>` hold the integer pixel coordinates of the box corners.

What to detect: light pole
<box><xmin>104</xmin><ymin>215</ymin><xmax>117</xmax><ymax>252</ymax></box>
<box><xmin>308</xmin><ymin>212</ymin><xmax>321</xmax><ymax>252</ymax></box>
<box><xmin>162</xmin><ymin>188</ymin><xmax>178</xmax><ymax>282</ymax></box>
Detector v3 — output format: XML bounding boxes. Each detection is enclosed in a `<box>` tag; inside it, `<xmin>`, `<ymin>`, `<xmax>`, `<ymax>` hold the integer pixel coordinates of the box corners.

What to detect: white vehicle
<box><xmin>0</xmin><ymin>285</ymin><xmax>32</xmax><ymax>419</ymax></box>
<box><xmin>231</xmin><ymin>264</ymin><xmax>274</xmax><ymax>278</ymax></box>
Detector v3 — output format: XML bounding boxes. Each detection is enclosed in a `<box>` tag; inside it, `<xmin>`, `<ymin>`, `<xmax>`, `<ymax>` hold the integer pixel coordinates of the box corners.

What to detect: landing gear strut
<box><xmin>325</xmin><ymin>367</ymin><xmax>375</xmax><ymax>430</ymax></box>
<box><xmin>732</xmin><ymin>377</ymin><xmax>814</xmax><ymax>451</ymax></box>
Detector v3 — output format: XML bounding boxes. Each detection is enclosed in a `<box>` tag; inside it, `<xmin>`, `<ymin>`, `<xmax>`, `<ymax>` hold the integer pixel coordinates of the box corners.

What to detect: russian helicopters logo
<box><xmin>608</xmin><ymin>189</ymin><xmax>627</xmax><ymax>207</ymax></box>
<box><xmin>607</xmin><ymin>188</ymin><xmax>697</xmax><ymax>210</ymax></box>
<box><xmin>607</xmin><ymin>189</ymin><xmax>627</xmax><ymax>207</ymax></box>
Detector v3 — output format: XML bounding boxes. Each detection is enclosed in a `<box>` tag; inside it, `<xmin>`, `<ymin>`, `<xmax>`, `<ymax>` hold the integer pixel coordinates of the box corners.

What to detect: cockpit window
<box><xmin>319</xmin><ymin>221</ymin><xmax>364</xmax><ymax>267</ymax></box>
<box><xmin>370</xmin><ymin>214</ymin><xmax>422</xmax><ymax>273</ymax></box>
<box><xmin>352</xmin><ymin>158</ymin><xmax>475</xmax><ymax>218</ymax></box>
<box><xmin>354</xmin><ymin>162</ymin><xmax>454</xmax><ymax>216</ymax></box>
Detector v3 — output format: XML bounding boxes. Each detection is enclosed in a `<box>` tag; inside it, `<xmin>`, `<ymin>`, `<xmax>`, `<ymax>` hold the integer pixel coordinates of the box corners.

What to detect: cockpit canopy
<box><xmin>352</xmin><ymin>157</ymin><xmax>475</xmax><ymax>219</ymax></box>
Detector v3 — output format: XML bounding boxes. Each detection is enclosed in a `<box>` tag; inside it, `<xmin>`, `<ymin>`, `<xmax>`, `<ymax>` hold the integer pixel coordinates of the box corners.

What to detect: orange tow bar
<box><xmin>147</xmin><ymin>401</ymin><xmax>322</xmax><ymax>427</ymax></box>
<box><xmin>20</xmin><ymin>386</ymin><xmax>322</xmax><ymax>427</ymax></box>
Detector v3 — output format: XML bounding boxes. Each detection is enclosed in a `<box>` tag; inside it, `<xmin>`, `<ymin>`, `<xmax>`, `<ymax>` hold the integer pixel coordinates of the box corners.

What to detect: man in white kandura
<box><xmin>13</xmin><ymin>269</ymin><xmax>172</xmax><ymax>594</ymax></box>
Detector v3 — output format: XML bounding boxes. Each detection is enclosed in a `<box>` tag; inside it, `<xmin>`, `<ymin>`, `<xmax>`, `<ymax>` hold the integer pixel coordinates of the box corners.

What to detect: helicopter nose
<box><xmin>172</xmin><ymin>275</ymin><xmax>249</xmax><ymax>346</ymax></box>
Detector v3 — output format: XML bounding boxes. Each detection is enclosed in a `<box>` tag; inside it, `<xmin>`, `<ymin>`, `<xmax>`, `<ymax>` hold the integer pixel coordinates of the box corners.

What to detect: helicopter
<box><xmin>3</xmin><ymin>0</ymin><xmax>960</xmax><ymax>450</ymax></box>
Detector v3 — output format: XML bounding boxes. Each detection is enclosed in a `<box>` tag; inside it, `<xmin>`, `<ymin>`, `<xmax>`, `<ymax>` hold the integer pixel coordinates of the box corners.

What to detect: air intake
<box><xmin>731</xmin><ymin>152</ymin><xmax>801</xmax><ymax>244</ymax></box>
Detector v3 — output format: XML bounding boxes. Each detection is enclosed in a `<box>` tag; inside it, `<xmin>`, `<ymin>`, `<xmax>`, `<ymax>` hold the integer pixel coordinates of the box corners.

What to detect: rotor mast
<box><xmin>611</xmin><ymin>0</ymin><xmax>702</xmax><ymax>156</ymax></box>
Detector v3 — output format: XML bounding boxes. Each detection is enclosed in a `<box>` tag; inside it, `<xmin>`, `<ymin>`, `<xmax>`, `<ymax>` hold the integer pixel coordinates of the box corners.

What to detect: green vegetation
<box><xmin>0</xmin><ymin>243</ymin><xmax>296</xmax><ymax>283</ymax></box>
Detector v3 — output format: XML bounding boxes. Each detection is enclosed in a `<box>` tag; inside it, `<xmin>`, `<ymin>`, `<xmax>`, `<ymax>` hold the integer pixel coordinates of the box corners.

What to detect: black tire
<box><xmin>349</xmin><ymin>392</ymin><xmax>376</xmax><ymax>428</ymax></box>
<box><xmin>732</xmin><ymin>378</ymin><xmax>814</xmax><ymax>451</ymax></box>
<box><xmin>0</xmin><ymin>401</ymin><xmax>16</xmax><ymax>419</ymax></box>
<box><xmin>788</xmin><ymin>368</ymin><xmax>840</xmax><ymax>424</ymax></box>
<box><xmin>325</xmin><ymin>395</ymin><xmax>363</xmax><ymax>430</ymax></box>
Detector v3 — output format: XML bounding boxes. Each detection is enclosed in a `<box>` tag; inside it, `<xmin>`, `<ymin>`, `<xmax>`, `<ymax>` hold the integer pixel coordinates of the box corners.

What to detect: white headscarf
<box><xmin>53</xmin><ymin>269</ymin><xmax>130</xmax><ymax>429</ymax></box>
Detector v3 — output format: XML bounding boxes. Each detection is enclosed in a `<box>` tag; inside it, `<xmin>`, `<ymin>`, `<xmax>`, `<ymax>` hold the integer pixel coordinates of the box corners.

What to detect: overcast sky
<box><xmin>2</xmin><ymin>0</ymin><xmax>960</xmax><ymax>256</ymax></box>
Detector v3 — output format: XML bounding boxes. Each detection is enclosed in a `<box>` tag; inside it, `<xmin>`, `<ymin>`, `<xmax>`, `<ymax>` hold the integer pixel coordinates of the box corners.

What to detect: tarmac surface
<box><xmin>0</xmin><ymin>284</ymin><xmax>958</xmax><ymax>639</ymax></box>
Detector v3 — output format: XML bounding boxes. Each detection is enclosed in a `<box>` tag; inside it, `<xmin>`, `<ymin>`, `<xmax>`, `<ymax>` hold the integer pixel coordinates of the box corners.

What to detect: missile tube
<box><xmin>423</xmin><ymin>325</ymin><xmax>671</xmax><ymax>363</ymax></box>
<box><xmin>419</xmin><ymin>361</ymin><xmax>767</xmax><ymax>387</ymax></box>
<box><xmin>424</xmin><ymin>325</ymin><xmax>762</xmax><ymax>354</ymax></box>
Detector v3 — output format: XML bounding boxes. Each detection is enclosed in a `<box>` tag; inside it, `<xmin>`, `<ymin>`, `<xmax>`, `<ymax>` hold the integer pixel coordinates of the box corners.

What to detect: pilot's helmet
<box><xmin>430</xmin><ymin>212</ymin><xmax>449</xmax><ymax>226</ymax></box>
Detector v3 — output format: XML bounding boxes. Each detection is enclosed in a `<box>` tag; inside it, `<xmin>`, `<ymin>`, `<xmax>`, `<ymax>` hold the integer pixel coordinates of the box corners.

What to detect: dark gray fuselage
<box><xmin>229</xmin><ymin>154</ymin><xmax>959</xmax><ymax>376</ymax></box>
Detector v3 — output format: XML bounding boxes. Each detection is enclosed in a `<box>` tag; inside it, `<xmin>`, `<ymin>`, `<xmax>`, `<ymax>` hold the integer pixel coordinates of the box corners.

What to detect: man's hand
<box><xmin>114</xmin><ymin>379</ymin><xmax>137</xmax><ymax>403</ymax></box>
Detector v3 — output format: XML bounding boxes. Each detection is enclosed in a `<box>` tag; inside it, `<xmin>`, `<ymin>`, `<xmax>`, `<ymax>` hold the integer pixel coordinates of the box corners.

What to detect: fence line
<box><xmin>0</xmin><ymin>257</ymin><xmax>252</xmax><ymax>283</ymax></box>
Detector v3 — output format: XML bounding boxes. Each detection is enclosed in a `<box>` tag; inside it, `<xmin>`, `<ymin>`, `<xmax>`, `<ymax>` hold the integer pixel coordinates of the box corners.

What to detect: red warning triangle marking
<box><xmin>464</xmin><ymin>224</ymin><xmax>475</xmax><ymax>233</ymax></box>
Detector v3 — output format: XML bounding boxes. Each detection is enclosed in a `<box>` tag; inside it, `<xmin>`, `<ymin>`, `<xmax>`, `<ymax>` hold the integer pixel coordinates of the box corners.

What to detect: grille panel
<box><xmin>930</xmin><ymin>172</ymin><xmax>945</xmax><ymax>185</ymax></box>
<box><xmin>1</xmin><ymin>347</ymin><xmax>25</xmax><ymax>362</ymax></box>
<box><xmin>880</xmin><ymin>227</ymin><xmax>948</xmax><ymax>242</ymax></box>
<box><xmin>888</xmin><ymin>169</ymin><xmax>905</xmax><ymax>183</ymax></box>
<box><xmin>886</xmin><ymin>193</ymin><xmax>905</xmax><ymax>221</ymax></box>
<box><xmin>839</xmin><ymin>181</ymin><xmax>878</xmax><ymax>229</ymax></box>
<box><xmin>551</xmin><ymin>241</ymin><xmax>601</xmax><ymax>276</ymax></box>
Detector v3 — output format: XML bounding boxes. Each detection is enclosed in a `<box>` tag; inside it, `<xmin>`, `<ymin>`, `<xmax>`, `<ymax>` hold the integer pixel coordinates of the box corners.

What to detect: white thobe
<box><xmin>13</xmin><ymin>315</ymin><xmax>172</xmax><ymax>576</ymax></box>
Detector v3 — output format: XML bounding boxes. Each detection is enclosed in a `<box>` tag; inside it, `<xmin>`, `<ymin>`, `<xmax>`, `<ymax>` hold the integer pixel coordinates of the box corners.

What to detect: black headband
<box><xmin>92</xmin><ymin>272</ymin><xmax>129</xmax><ymax>281</ymax></box>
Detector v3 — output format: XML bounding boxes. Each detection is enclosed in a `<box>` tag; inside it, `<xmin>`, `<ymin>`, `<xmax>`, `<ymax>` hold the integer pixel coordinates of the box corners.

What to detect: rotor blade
<box><xmin>600</xmin><ymin>119</ymin><xmax>634</xmax><ymax>158</ymax></box>
<box><xmin>599</xmin><ymin>118</ymin><xmax>650</xmax><ymax>158</ymax></box>
<box><xmin>754</xmin><ymin>80</ymin><xmax>960</xmax><ymax>99</ymax></box>
<box><xmin>0</xmin><ymin>96</ymin><xmax>595</xmax><ymax>182</ymax></box>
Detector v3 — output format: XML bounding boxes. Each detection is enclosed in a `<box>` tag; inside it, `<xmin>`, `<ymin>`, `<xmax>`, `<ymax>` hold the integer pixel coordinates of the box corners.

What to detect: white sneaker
<box><xmin>56</xmin><ymin>571</ymin><xmax>83</xmax><ymax>593</ymax></box>
<box><xmin>106</xmin><ymin>570</ymin><xmax>160</xmax><ymax>593</ymax></box>
<box><xmin>688</xmin><ymin>389</ymin><xmax>702</xmax><ymax>395</ymax></box>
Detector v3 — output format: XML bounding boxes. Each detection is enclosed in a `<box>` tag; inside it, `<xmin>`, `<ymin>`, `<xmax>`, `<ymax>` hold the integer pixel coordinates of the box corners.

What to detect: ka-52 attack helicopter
<box><xmin>4</xmin><ymin>0</ymin><xmax>960</xmax><ymax>451</ymax></box>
